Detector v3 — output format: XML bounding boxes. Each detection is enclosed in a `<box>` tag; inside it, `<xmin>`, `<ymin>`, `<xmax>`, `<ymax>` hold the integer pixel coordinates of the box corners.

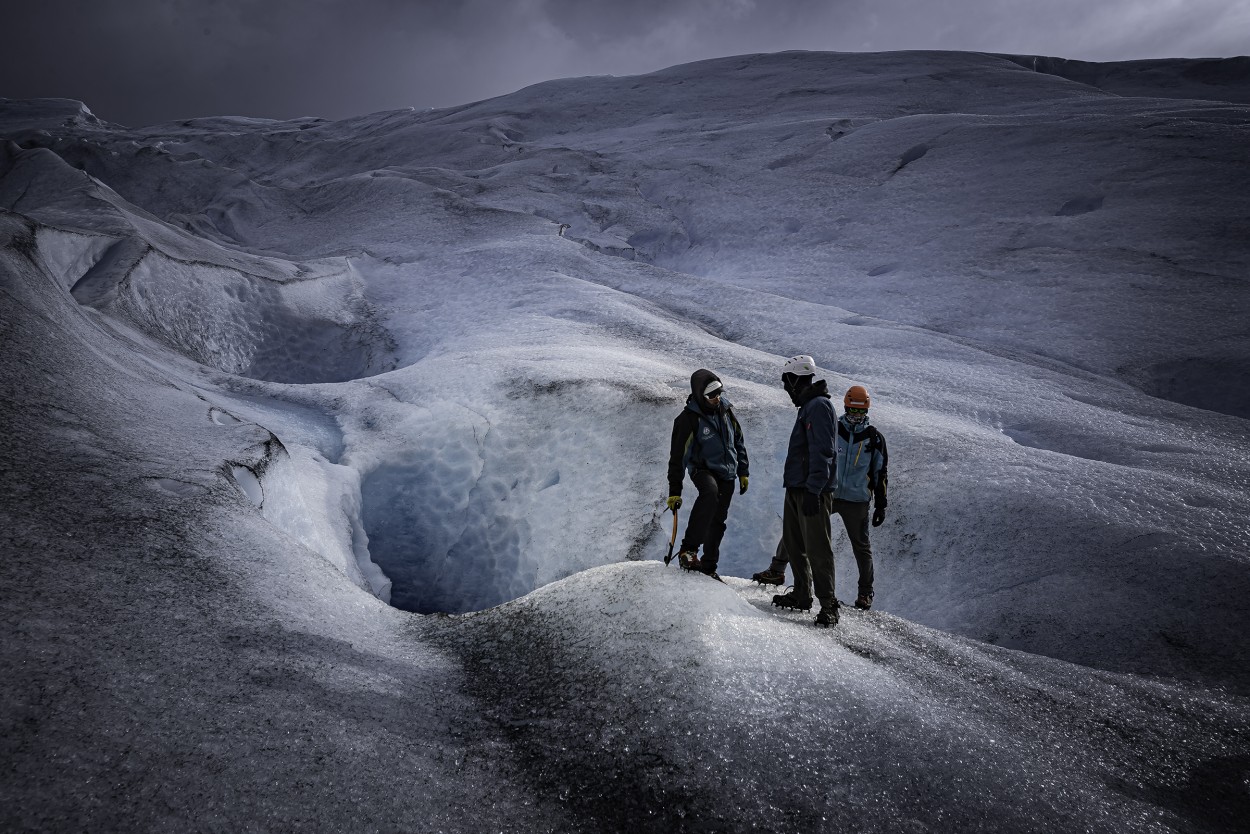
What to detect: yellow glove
<box><xmin>739</xmin><ymin>476</ymin><xmax>749</xmax><ymax>495</ymax></box>
<box><xmin>666</xmin><ymin>496</ymin><xmax>682</xmax><ymax>511</ymax></box>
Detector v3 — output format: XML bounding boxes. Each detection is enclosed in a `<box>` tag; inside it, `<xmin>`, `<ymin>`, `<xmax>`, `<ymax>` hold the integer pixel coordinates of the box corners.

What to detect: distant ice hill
<box><xmin>1000</xmin><ymin>53</ymin><xmax>1250</xmax><ymax>103</ymax></box>
<box><xmin>2</xmin><ymin>51</ymin><xmax>1248</xmax><ymax>832</ymax></box>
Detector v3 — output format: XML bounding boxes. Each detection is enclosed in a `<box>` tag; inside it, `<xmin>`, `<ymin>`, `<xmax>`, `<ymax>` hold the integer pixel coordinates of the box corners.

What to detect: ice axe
<box><xmin>664</xmin><ymin>506</ymin><xmax>679</xmax><ymax>566</ymax></box>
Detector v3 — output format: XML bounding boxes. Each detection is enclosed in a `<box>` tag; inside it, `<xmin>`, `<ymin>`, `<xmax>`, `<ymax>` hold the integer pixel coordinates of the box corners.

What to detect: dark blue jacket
<box><xmin>668</xmin><ymin>394</ymin><xmax>749</xmax><ymax>493</ymax></box>
<box><xmin>782</xmin><ymin>381</ymin><xmax>837</xmax><ymax>494</ymax></box>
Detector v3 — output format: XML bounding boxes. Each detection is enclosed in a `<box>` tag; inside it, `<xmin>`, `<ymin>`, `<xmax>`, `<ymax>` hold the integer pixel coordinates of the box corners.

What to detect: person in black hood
<box><xmin>771</xmin><ymin>354</ymin><xmax>841</xmax><ymax>627</ymax></box>
<box><xmin>666</xmin><ymin>369</ymin><xmax>749</xmax><ymax>579</ymax></box>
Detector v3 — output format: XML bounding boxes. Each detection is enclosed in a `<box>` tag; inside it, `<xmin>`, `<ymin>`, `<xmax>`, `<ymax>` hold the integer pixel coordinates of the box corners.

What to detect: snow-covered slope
<box><xmin>2</xmin><ymin>50</ymin><xmax>1248</xmax><ymax>831</ymax></box>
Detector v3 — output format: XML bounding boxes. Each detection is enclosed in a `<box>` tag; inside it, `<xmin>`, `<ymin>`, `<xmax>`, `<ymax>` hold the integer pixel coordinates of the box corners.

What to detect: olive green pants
<box><xmin>781</xmin><ymin>488</ymin><xmax>834</xmax><ymax>606</ymax></box>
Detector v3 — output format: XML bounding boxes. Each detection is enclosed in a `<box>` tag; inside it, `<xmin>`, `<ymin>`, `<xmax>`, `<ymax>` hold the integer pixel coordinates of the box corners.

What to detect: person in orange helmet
<box><xmin>831</xmin><ymin>384</ymin><xmax>889</xmax><ymax>610</ymax></box>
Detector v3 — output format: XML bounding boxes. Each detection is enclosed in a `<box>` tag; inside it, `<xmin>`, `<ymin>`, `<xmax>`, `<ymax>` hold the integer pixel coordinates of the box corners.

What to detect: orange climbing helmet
<box><xmin>844</xmin><ymin>385</ymin><xmax>871</xmax><ymax>410</ymax></box>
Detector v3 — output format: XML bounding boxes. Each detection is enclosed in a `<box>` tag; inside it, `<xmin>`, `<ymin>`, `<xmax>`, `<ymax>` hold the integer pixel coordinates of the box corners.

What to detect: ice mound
<box><xmin>0</xmin><ymin>143</ymin><xmax>399</xmax><ymax>384</ymax></box>
<box><xmin>436</xmin><ymin>562</ymin><xmax>1250</xmax><ymax>831</ymax></box>
<box><xmin>1001</xmin><ymin>54</ymin><xmax>1250</xmax><ymax>104</ymax></box>
<box><xmin>0</xmin><ymin>97</ymin><xmax>106</xmax><ymax>132</ymax></box>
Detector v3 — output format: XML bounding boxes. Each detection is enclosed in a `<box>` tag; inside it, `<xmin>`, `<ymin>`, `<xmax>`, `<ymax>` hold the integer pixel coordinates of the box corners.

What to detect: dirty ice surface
<box><xmin>2</xmin><ymin>50</ymin><xmax>1249</xmax><ymax>832</ymax></box>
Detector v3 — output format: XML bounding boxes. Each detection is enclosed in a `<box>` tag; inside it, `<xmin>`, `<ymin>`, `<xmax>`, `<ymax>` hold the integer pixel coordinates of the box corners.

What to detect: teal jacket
<box><xmin>832</xmin><ymin>415</ymin><xmax>889</xmax><ymax>506</ymax></box>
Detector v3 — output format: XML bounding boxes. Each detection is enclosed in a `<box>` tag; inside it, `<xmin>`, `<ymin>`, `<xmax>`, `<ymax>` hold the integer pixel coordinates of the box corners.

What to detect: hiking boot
<box><xmin>854</xmin><ymin>592</ymin><xmax>874</xmax><ymax>610</ymax></box>
<box><xmin>698</xmin><ymin>564</ymin><xmax>723</xmax><ymax>582</ymax></box>
<box><xmin>752</xmin><ymin>568</ymin><xmax>785</xmax><ymax>586</ymax></box>
<box><xmin>677</xmin><ymin>550</ymin><xmax>700</xmax><ymax>571</ymax></box>
<box><xmin>815</xmin><ymin>604</ymin><xmax>840</xmax><ymax>628</ymax></box>
<box><xmin>771</xmin><ymin>592</ymin><xmax>812</xmax><ymax>611</ymax></box>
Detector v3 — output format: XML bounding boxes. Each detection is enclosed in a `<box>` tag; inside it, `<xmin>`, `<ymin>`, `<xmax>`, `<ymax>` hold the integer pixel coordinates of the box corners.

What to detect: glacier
<box><xmin>2</xmin><ymin>51</ymin><xmax>1249</xmax><ymax>832</ymax></box>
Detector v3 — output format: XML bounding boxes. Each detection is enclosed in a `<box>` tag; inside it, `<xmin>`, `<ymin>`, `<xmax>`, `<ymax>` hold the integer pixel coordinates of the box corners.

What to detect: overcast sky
<box><xmin>3</xmin><ymin>0</ymin><xmax>1248</xmax><ymax>126</ymax></box>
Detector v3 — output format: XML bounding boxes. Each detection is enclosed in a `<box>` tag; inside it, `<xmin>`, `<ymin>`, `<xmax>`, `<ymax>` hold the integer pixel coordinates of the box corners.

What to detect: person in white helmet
<box><xmin>666</xmin><ymin>369</ymin><xmax>749</xmax><ymax>579</ymax></box>
<box><xmin>772</xmin><ymin>355</ymin><xmax>840</xmax><ymax>627</ymax></box>
<box><xmin>756</xmin><ymin>384</ymin><xmax>888</xmax><ymax>612</ymax></box>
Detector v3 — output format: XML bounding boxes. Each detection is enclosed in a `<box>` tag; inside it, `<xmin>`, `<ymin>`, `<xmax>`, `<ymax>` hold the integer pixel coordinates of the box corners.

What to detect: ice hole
<box><xmin>360</xmin><ymin>461</ymin><xmax>535</xmax><ymax>615</ymax></box>
<box><xmin>231</xmin><ymin>465</ymin><xmax>264</xmax><ymax>506</ymax></box>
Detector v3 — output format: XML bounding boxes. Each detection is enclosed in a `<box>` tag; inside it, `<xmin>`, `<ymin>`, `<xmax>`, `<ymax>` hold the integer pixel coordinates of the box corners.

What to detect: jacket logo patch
<box><xmin>702</xmin><ymin>427</ymin><xmax>713</xmax><ymax>437</ymax></box>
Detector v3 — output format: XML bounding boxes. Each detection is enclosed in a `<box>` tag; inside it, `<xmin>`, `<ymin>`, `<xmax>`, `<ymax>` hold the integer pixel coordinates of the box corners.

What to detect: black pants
<box><xmin>831</xmin><ymin>500</ymin><xmax>874</xmax><ymax>596</ymax></box>
<box><xmin>680</xmin><ymin>470</ymin><xmax>735</xmax><ymax>569</ymax></box>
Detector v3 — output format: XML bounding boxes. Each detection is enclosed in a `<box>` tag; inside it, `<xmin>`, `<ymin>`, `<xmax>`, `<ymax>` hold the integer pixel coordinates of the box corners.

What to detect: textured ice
<box><xmin>3</xmin><ymin>50</ymin><xmax>1249</xmax><ymax>831</ymax></box>
<box><xmin>438</xmin><ymin>563</ymin><xmax>1250</xmax><ymax>832</ymax></box>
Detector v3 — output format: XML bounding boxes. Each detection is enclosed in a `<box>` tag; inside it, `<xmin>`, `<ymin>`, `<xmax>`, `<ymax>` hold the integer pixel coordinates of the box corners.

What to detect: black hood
<box><xmin>690</xmin><ymin>368</ymin><xmax>721</xmax><ymax>397</ymax></box>
<box><xmin>791</xmin><ymin>377</ymin><xmax>830</xmax><ymax>407</ymax></box>
<box><xmin>690</xmin><ymin>368</ymin><xmax>722</xmax><ymax>412</ymax></box>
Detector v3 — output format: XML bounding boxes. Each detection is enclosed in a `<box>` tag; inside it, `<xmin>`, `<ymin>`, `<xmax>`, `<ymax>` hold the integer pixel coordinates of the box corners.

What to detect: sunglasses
<box><xmin>845</xmin><ymin>407</ymin><xmax>867</xmax><ymax>415</ymax></box>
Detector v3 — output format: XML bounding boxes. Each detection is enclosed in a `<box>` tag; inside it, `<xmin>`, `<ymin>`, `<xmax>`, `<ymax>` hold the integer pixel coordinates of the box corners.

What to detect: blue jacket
<box><xmin>668</xmin><ymin>394</ymin><xmax>749</xmax><ymax>492</ymax></box>
<box><xmin>782</xmin><ymin>382</ymin><xmax>837</xmax><ymax>494</ymax></box>
<box><xmin>832</xmin><ymin>415</ymin><xmax>889</xmax><ymax>505</ymax></box>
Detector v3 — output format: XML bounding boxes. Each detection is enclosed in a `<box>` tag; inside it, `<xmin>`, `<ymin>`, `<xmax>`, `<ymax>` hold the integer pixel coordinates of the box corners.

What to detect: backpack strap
<box><xmin>839</xmin><ymin>423</ymin><xmax>880</xmax><ymax>446</ymax></box>
<box><xmin>866</xmin><ymin>426</ymin><xmax>888</xmax><ymax>507</ymax></box>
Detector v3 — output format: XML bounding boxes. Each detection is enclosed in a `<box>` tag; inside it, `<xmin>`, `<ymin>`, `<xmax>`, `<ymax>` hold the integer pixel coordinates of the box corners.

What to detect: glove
<box><xmin>738</xmin><ymin>476</ymin><xmax>749</xmax><ymax>495</ymax></box>
<box><xmin>872</xmin><ymin>506</ymin><xmax>886</xmax><ymax>527</ymax></box>
<box><xmin>801</xmin><ymin>491</ymin><xmax>820</xmax><ymax>517</ymax></box>
<box><xmin>666</xmin><ymin>496</ymin><xmax>682</xmax><ymax>512</ymax></box>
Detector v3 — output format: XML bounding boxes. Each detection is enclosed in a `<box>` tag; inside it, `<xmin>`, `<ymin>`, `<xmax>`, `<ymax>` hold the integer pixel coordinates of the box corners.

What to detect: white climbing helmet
<box><xmin>781</xmin><ymin>355</ymin><xmax>817</xmax><ymax>377</ymax></box>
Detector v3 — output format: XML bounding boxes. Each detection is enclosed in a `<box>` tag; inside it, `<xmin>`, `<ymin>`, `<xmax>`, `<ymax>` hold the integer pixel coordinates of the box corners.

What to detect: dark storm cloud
<box><xmin>2</xmin><ymin>0</ymin><xmax>1247</xmax><ymax>126</ymax></box>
